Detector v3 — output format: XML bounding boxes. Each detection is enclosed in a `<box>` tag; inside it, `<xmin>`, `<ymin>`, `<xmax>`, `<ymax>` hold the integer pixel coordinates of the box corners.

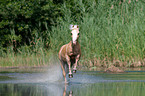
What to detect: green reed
<box><xmin>50</xmin><ymin>0</ymin><xmax>145</xmax><ymax>67</ymax></box>
<box><xmin>0</xmin><ymin>0</ymin><xmax>144</xmax><ymax>67</ymax></box>
<box><xmin>0</xmin><ymin>35</ymin><xmax>51</xmax><ymax>67</ymax></box>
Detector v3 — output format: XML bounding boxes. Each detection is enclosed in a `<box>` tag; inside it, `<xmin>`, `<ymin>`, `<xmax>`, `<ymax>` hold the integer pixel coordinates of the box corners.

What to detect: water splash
<box><xmin>45</xmin><ymin>65</ymin><xmax>63</xmax><ymax>82</ymax></box>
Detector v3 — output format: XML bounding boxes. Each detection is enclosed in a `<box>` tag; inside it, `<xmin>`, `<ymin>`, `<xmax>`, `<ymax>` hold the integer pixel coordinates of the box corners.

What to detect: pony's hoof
<box><xmin>73</xmin><ymin>70</ymin><xmax>77</xmax><ymax>73</ymax></box>
<box><xmin>69</xmin><ymin>74</ymin><xmax>73</xmax><ymax>78</ymax></box>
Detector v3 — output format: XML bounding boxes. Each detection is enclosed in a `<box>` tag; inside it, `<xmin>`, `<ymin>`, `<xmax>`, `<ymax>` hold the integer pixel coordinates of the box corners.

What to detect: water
<box><xmin>0</xmin><ymin>69</ymin><xmax>145</xmax><ymax>96</ymax></box>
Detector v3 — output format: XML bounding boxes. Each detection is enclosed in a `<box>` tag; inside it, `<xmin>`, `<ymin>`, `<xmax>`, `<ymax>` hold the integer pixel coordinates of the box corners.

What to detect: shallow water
<box><xmin>0</xmin><ymin>70</ymin><xmax>145</xmax><ymax>96</ymax></box>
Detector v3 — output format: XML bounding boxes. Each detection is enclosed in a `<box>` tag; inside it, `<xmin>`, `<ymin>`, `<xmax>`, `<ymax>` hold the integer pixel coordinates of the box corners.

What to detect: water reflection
<box><xmin>44</xmin><ymin>83</ymin><xmax>73</xmax><ymax>96</ymax></box>
<box><xmin>63</xmin><ymin>85</ymin><xmax>73</xmax><ymax>96</ymax></box>
<box><xmin>0</xmin><ymin>83</ymin><xmax>73</xmax><ymax>96</ymax></box>
<box><xmin>1</xmin><ymin>71</ymin><xmax>145</xmax><ymax>96</ymax></box>
<box><xmin>1</xmin><ymin>82</ymin><xmax>145</xmax><ymax>96</ymax></box>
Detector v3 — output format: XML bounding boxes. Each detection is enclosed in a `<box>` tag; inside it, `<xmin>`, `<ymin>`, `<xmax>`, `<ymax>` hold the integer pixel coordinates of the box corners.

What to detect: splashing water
<box><xmin>45</xmin><ymin>65</ymin><xmax>63</xmax><ymax>82</ymax></box>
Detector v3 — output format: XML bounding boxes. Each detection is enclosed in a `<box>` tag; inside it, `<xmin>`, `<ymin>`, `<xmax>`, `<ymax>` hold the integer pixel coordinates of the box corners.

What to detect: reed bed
<box><xmin>0</xmin><ymin>0</ymin><xmax>144</xmax><ymax>68</ymax></box>
<box><xmin>50</xmin><ymin>0</ymin><xmax>145</xmax><ymax>68</ymax></box>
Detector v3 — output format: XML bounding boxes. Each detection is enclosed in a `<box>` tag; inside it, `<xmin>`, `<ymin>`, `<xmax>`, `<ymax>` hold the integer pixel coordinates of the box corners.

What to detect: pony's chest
<box><xmin>70</xmin><ymin>55</ymin><xmax>75</xmax><ymax>60</ymax></box>
<box><xmin>67</xmin><ymin>43</ymin><xmax>80</xmax><ymax>56</ymax></box>
<box><xmin>70</xmin><ymin>55</ymin><xmax>76</xmax><ymax>64</ymax></box>
<box><xmin>69</xmin><ymin>50</ymin><xmax>79</xmax><ymax>56</ymax></box>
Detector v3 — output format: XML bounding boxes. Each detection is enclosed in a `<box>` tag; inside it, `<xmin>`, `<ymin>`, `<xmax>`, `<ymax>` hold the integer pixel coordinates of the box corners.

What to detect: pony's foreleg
<box><xmin>60</xmin><ymin>60</ymin><xmax>67</xmax><ymax>83</ymax></box>
<box><xmin>73</xmin><ymin>55</ymin><xmax>80</xmax><ymax>73</ymax></box>
<box><xmin>66</xmin><ymin>56</ymin><xmax>73</xmax><ymax>78</ymax></box>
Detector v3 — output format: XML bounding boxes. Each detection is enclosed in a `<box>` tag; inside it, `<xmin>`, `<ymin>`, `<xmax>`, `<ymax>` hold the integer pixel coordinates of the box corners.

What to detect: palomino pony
<box><xmin>58</xmin><ymin>25</ymin><xmax>81</xmax><ymax>83</ymax></box>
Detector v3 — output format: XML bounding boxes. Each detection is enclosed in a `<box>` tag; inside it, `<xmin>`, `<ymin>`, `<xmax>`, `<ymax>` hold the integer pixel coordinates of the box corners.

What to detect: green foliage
<box><xmin>50</xmin><ymin>0</ymin><xmax>145</xmax><ymax>62</ymax></box>
<box><xmin>0</xmin><ymin>0</ymin><xmax>145</xmax><ymax>67</ymax></box>
<box><xmin>0</xmin><ymin>0</ymin><xmax>62</xmax><ymax>52</ymax></box>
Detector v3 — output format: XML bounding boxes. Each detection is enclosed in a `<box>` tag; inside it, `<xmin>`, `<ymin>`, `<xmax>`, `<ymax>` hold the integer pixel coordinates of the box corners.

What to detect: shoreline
<box><xmin>0</xmin><ymin>65</ymin><xmax>145</xmax><ymax>73</ymax></box>
<box><xmin>0</xmin><ymin>66</ymin><xmax>49</xmax><ymax>73</ymax></box>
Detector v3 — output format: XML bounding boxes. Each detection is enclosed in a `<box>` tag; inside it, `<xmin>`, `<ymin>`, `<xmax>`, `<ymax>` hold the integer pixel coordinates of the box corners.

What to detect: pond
<box><xmin>0</xmin><ymin>67</ymin><xmax>145</xmax><ymax>96</ymax></box>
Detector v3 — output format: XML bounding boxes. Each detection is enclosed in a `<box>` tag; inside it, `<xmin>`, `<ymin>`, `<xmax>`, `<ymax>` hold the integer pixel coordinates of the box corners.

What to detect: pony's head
<box><xmin>70</xmin><ymin>25</ymin><xmax>80</xmax><ymax>45</ymax></box>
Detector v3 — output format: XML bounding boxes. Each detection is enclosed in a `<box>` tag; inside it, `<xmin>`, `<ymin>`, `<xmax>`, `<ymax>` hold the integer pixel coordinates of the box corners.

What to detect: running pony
<box><xmin>58</xmin><ymin>25</ymin><xmax>81</xmax><ymax>83</ymax></box>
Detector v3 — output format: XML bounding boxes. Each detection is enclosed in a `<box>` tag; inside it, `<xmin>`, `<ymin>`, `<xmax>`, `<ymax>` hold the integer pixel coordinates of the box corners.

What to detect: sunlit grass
<box><xmin>0</xmin><ymin>0</ymin><xmax>144</xmax><ymax>68</ymax></box>
<box><xmin>0</xmin><ymin>48</ymin><xmax>53</xmax><ymax>67</ymax></box>
<box><xmin>50</xmin><ymin>0</ymin><xmax>145</xmax><ymax>67</ymax></box>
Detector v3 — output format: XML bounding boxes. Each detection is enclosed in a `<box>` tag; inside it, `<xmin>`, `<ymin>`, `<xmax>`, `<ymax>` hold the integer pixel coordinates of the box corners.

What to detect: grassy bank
<box><xmin>0</xmin><ymin>48</ymin><xmax>50</xmax><ymax>67</ymax></box>
<box><xmin>50</xmin><ymin>0</ymin><xmax>145</xmax><ymax>68</ymax></box>
<box><xmin>0</xmin><ymin>0</ymin><xmax>145</xmax><ymax>69</ymax></box>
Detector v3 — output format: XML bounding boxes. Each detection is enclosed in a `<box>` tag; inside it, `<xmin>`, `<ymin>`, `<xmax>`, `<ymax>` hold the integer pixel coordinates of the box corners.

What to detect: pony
<box><xmin>58</xmin><ymin>25</ymin><xmax>81</xmax><ymax>83</ymax></box>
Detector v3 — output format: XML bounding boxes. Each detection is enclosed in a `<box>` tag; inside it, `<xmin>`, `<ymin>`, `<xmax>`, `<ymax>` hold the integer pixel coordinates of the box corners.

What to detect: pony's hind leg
<box><xmin>60</xmin><ymin>60</ymin><xmax>67</xmax><ymax>83</ymax></box>
<box><xmin>64</xmin><ymin>63</ymin><xmax>68</xmax><ymax>74</ymax></box>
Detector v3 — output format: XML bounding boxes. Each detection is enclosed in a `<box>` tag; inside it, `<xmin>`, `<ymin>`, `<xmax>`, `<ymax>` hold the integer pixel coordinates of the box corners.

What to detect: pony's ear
<box><xmin>73</xmin><ymin>25</ymin><xmax>79</xmax><ymax>29</ymax></box>
<box><xmin>70</xmin><ymin>24</ymin><xmax>79</xmax><ymax>30</ymax></box>
<box><xmin>70</xmin><ymin>24</ymin><xmax>74</xmax><ymax>30</ymax></box>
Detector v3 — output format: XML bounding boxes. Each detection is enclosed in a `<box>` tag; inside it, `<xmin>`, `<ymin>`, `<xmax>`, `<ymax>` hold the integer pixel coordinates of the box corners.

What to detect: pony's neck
<box><xmin>71</xmin><ymin>40</ymin><xmax>78</xmax><ymax>47</ymax></box>
<box><xmin>71</xmin><ymin>41</ymin><xmax>78</xmax><ymax>53</ymax></box>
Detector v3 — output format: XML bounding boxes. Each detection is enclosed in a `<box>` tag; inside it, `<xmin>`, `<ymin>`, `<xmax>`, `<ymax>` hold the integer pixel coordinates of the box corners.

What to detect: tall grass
<box><xmin>0</xmin><ymin>46</ymin><xmax>52</xmax><ymax>67</ymax></box>
<box><xmin>50</xmin><ymin>0</ymin><xmax>145</xmax><ymax>67</ymax></box>
<box><xmin>0</xmin><ymin>31</ymin><xmax>52</xmax><ymax>67</ymax></box>
<box><xmin>0</xmin><ymin>0</ymin><xmax>144</xmax><ymax>68</ymax></box>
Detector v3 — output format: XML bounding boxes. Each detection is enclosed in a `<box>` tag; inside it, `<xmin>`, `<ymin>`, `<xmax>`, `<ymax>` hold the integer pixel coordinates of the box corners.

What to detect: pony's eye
<box><xmin>71</xmin><ymin>33</ymin><xmax>73</xmax><ymax>35</ymax></box>
<box><xmin>78</xmin><ymin>33</ymin><xmax>80</xmax><ymax>35</ymax></box>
